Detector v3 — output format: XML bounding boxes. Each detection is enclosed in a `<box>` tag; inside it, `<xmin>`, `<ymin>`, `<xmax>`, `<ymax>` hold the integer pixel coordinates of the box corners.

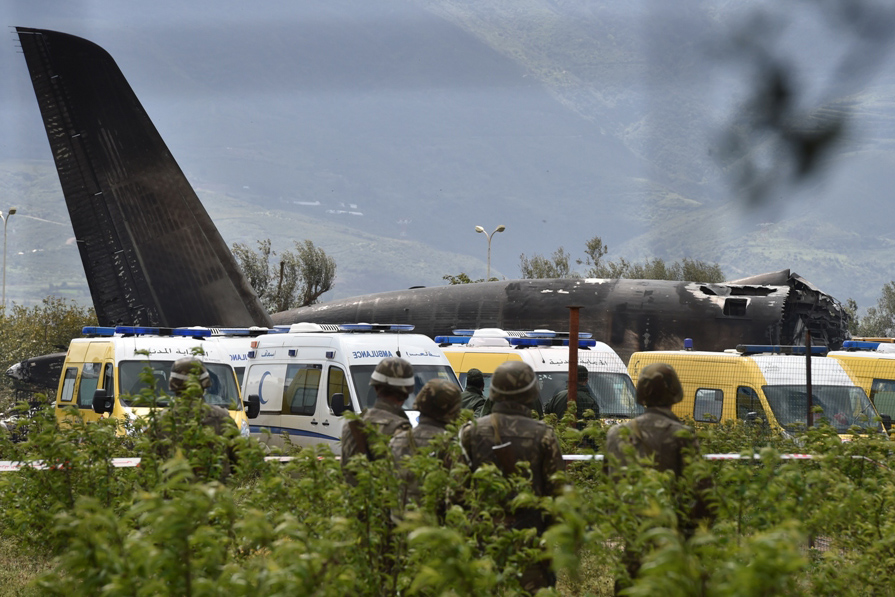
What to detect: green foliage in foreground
<box><xmin>1</xmin><ymin>401</ymin><xmax>895</xmax><ymax>595</ymax></box>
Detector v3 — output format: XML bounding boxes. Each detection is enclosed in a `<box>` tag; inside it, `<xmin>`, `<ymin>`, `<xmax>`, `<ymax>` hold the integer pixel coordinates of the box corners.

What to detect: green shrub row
<box><xmin>1</xmin><ymin>396</ymin><xmax>894</xmax><ymax>596</ymax></box>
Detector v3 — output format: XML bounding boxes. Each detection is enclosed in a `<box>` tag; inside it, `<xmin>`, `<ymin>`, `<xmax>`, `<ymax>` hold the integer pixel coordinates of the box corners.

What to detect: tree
<box><xmin>0</xmin><ymin>297</ymin><xmax>97</xmax><ymax>401</ymax></box>
<box><xmin>443</xmin><ymin>273</ymin><xmax>482</xmax><ymax>285</ymax></box>
<box><xmin>519</xmin><ymin>247</ymin><xmax>577</xmax><ymax>279</ymax></box>
<box><xmin>574</xmin><ymin>236</ymin><xmax>725</xmax><ymax>282</ymax></box>
<box><xmin>442</xmin><ymin>273</ymin><xmax>502</xmax><ymax>284</ymax></box>
<box><xmin>231</xmin><ymin>239</ymin><xmax>336</xmax><ymax>312</ymax></box>
<box><xmin>848</xmin><ymin>282</ymin><xmax>895</xmax><ymax>337</ymax></box>
<box><xmin>294</xmin><ymin>240</ymin><xmax>337</xmax><ymax>307</ymax></box>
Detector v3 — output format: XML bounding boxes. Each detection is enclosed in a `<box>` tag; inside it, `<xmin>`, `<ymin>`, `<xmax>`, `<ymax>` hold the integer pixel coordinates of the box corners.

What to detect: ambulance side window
<box><xmin>694</xmin><ymin>388</ymin><xmax>723</xmax><ymax>422</ymax></box>
<box><xmin>103</xmin><ymin>363</ymin><xmax>114</xmax><ymax>394</ymax></box>
<box><xmin>327</xmin><ymin>365</ymin><xmax>350</xmax><ymax>409</ymax></box>
<box><xmin>870</xmin><ymin>379</ymin><xmax>895</xmax><ymax>420</ymax></box>
<box><xmin>60</xmin><ymin>367</ymin><xmax>78</xmax><ymax>403</ymax></box>
<box><xmin>736</xmin><ymin>386</ymin><xmax>766</xmax><ymax>421</ymax></box>
<box><xmin>283</xmin><ymin>364</ymin><xmax>322</xmax><ymax>416</ymax></box>
<box><xmin>78</xmin><ymin>363</ymin><xmax>102</xmax><ymax>408</ymax></box>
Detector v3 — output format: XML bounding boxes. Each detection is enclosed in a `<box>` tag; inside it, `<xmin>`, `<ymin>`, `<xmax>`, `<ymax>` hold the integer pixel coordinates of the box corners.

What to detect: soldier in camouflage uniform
<box><xmin>480</xmin><ymin>370</ymin><xmax>544</xmax><ymax>419</ymax></box>
<box><xmin>459</xmin><ymin>361</ymin><xmax>564</xmax><ymax>593</ymax></box>
<box><xmin>390</xmin><ymin>378</ymin><xmax>461</xmax><ymax>508</ymax></box>
<box><xmin>340</xmin><ymin>357</ymin><xmax>414</xmax><ymax>479</ymax></box>
<box><xmin>545</xmin><ymin>364</ymin><xmax>600</xmax><ymax>424</ymax></box>
<box><xmin>154</xmin><ymin>357</ymin><xmax>239</xmax><ymax>481</ymax></box>
<box><xmin>604</xmin><ymin>362</ymin><xmax>714</xmax><ymax>593</ymax></box>
<box><xmin>460</xmin><ymin>368</ymin><xmax>486</xmax><ymax>417</ymax></box>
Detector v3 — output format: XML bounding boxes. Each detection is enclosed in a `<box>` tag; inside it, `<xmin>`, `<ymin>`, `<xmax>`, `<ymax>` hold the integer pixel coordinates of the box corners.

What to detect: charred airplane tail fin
<box><xmin>15</xmin><ymin>27</ymin><xmax>271</xmax><ymax>328</ymax></box>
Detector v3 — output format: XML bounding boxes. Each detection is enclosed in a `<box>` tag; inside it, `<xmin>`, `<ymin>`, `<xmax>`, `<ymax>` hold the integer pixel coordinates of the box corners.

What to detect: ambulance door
<box><xmin>244</xmin><ymin>363</ymin><xmax>287</xmax><ymax>449</ymax></box>
<box><xmin>56</xmin><ymin>366</ymin><xmax>79</xmax><ymax>423</ymax></box>
<box><xmin>74</xmin><ymin>362</ymin><xmax>103</xmax><ymax>422</ymax></box>
<box><xmin>319</xmin><ymin>363</ymin><xmax>351</xmax><ymax>448</ymax></box>
<box><xmin>281</xmin><ymin>362</ymin><xmax>325</xmax><ymax>449</ymax></box>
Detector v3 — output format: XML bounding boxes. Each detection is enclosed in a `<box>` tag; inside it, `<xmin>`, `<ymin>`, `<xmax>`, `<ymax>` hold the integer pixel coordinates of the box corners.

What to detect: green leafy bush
<box><xmin>2</xmin><ymin>398</ymin><xmax>895</xmax><ymax>595</ymax></box>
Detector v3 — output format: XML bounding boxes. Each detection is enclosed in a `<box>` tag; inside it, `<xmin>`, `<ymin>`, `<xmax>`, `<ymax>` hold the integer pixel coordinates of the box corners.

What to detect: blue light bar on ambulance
<box><xmin>210</xmin><ymin>327</ymin><xmax>285</xmax><ymax>336</ymax></box>
<box><xmin>338</xmin><ymin>323</ymin><xmax>415</xmax><ymax>332</ymax></box>
<box><xmin>841</xmin><ymin>340</ymin><xmax>882</xmax><ymax>351</ymax></box>
<box><xmin>735</xmin><ymin>344</ymin><xmax>828</xmax><ymax>356</ymax></box>
<box><xmin>524</xmin><ymin>330</ymin><xmax>594</xmax><ymax>339</ymax></box>
<box><xmin>82</xmin><ymin>326</ymin><xmax>116</xmax><ymax>336</ymax></box>
<box><xmin>509</xmin><ymin>337</ymin><xmax>598</xmax><ymax>348</ymax></box>
<box><xmin>111</xmin><ymin>326</ymin><xmax>212</xmax><ymax>338</ymax></box>
<box><xmin>435</xmin><ymin>336</ymin><xmax>471</xmax><ymax>345</ymax></box>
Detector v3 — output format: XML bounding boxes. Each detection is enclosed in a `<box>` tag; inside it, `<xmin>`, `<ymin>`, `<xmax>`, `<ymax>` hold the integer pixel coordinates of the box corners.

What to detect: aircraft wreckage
<box><xmin>7</xmin><ymin>28</ymin><xmax>851</xmax><ymax>389</ymax></box>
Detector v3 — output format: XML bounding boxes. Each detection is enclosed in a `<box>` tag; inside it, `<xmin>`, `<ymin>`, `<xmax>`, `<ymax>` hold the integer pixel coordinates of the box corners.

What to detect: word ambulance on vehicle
<box><xmin>56</xmin><ymin>326</ymin><xmax>260</xmax><ymax>437</ymax></box>
<box><xmin>627</xmin><ymin>343</ymin><xmax>885</xmax><ymax>439</ymax></box>
<box><xmin>828</xmin><ymin>340</ymin><xmax>895</xmax><ymax>430</ymax></box>
<box><xmin>241</xmin><ymin>323</ymin><xmax>459</xmax><ymax>452</ymax></box>
<box><xmin>435</xmin><ymin>328</ymin><xmax>641</xmax><ymax>418</ymax></box>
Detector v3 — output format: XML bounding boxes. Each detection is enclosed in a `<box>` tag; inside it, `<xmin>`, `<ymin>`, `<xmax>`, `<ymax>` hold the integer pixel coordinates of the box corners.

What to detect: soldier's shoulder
<box><xmin>389</xmin><ymin>427</ymin><xmax>411</xmax><ymax>446</ymax></box>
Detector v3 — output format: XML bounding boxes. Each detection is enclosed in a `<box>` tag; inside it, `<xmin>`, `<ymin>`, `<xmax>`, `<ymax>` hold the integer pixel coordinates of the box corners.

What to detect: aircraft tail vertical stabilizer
<box><xmin>15</xmin><ymin>27</ymin><xmax>272</xmax><ymax>328</ymax></box>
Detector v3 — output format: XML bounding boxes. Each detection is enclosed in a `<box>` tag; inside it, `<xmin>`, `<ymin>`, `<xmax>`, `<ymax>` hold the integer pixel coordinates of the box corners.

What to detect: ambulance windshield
<box><xmin>350</xmin><ymin>364</ymin><xmax>459</xmax><ymax>410</ymax></box>
<box><xmin>118</xmin><ymin>360</ymin><xmax>243</xmax><ymax>411</ymax></box>
<box><xmin>536</xmin><ymin>371</ymin><xmax>642</xmax><ymax>418</ymax></box>
<box><xmin>762</xmin><ymin>384</ymin><xmax>882</xmax><ymax>434</ymax></box>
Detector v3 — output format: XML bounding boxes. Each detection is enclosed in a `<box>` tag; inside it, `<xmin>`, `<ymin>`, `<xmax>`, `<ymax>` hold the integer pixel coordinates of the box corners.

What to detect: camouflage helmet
<box><xmin>414</xmin><ymin>379</ymin><xmax>462</xmax><ymax>423</ymax></box>
<box><xmin>636</xmin><ymin>362</ymin><xmax>683</xmax><ymax>407</ymax></box>
<box><xmin>169</xmin><ymin>357</ymin><xmax>211</xmax><ymax>394</ymax></box>
<box><xmin>490</xmin><ymin>361</ymin><xmax>539</xmax><ymax>405</ymax></box>
<box><xmin>370</xmin><ymin>357</ymin><xmax>415</xmax><ymax>396</ymax></box>
<box><xmin>466</xmin><ymin>368</ymin><xmax>485</xmax><ymax>389</ymax></box>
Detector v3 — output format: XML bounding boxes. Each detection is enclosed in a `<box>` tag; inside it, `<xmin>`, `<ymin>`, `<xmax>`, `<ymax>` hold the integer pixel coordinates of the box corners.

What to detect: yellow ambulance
<box><xmin>436</xmin><ymin>328</ymin><xmax>640</xmax><ymax>418</ymax></box>
<box><xmin>627</xmin><ymin>345</ymin><xmax>884</xmax><ymax>438</ymax></box>
<box><xmin>828</xmin><ymin>340</ymin><xmax>895</xmax><ymax>430</ymax></box>
<box><xmin>56</xmin><ymin>326</ymin><xmax>260</xmax><ymax>436</ymax></box>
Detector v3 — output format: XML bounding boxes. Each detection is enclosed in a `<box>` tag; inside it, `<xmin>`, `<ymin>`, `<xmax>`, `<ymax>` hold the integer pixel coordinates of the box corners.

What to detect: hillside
<box><xmin>3</xmin><ymin>0</ymin><xmax>895</xmax><ymax>313</ymax></box>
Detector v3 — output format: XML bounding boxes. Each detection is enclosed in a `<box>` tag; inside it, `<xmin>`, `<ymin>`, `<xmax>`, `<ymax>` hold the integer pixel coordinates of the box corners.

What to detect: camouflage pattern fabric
<box><xmin>545</xmin><ymin>383</ymin><xmax>600</xmax><ymax>421</ymax></box>
<box><xmin>604</xmin><ymin>405</ymin><xmax>713</xmax><ymax>594</ymax></box>
<box><xmin>414</xmin><ymin>378</ymin><xmax>461</xmax><ymax>423</ymax></box>
<box><xmin>636</xmin><ymin>362</ymin><xmax>684</xmax><ymax>407</ymax></box>
<box><xmin>604</xmin><ymin>406</ymin><xmax>697</xmax><ymax>476</ymax></box>
<box><xmin>340</xmin><ymin>397</ymin><xmax>411</xmax><ymax>464</ymax></box>
<box><xmin>459</xmin><ymin>399</ymin><xmax>564</xmax><ymax>592</ymax></box>
<box><xmin>370</xmin><ymin>357</ymin><xmax>415</xmax><ymax>391</ymax></box>
<box><xmin>460</xmin><ymin>387</ymin><xmax>486</xmax><ymax>417</ymax></box>
<box><xmin>154</xmin><ymin>402</ymin><xmax>238</xmax><ymax>481</ymax></box>
<box><xmin>459</xmin><ymin>400</ymin><xmax>564</xmax><ymax>498</ymax></box>
<box><xmin>480</xmin><ymin>393</ymin><xmax>543</xmax><ymax>419</ymax></box>
<box><xmin>390</xmin><ymin>414</ymin><xmax>454</xmax><ymax>506</ymax></box>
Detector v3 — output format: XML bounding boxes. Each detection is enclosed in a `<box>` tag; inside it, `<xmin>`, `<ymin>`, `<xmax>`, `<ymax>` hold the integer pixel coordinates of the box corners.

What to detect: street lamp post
<box><xmin>475</xmin><ymin>224</ymin><xmax>506</xmax><ymax>281</ymax></box>
<box><xmin>1</xmin><ymin>208</ymin><xmax>16</xmax><ymax>309</ymax></box>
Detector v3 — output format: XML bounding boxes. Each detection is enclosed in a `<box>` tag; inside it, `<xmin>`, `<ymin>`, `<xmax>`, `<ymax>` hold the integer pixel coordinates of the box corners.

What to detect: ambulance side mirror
<box><xmin>245</xmin><ymin>395</ymin><xmax>260</xmax><ymax>419</ymax></box>
<box><xmin>92</xmin><ymin>388</ymin><xmax>113</xmax><ymax>414</ymax></box>
<box><xmin>881</xmin><ymin>414</ymin><xmax>892</xmax><ymax>432</ymax></box>
<box><xmin>331</xmin><ymin>393</ymin><xmax>351</xmax><ymax>416</ymax></box>
<box><xmin>744</xmin><ymin>411</ymin><xmax>767</xmax><ymax>426</ymax></box>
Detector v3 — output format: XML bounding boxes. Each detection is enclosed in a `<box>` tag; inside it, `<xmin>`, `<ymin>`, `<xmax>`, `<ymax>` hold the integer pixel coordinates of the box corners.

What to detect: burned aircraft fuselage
<box><xmin>274</xmin><ymin>274</ymin><xmax>848</xmax><ymax>362</ymax></box>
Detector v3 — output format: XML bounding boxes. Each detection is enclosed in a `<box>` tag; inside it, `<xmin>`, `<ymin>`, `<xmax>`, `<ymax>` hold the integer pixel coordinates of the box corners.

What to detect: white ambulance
<box><xmin>436</xmin><ymin>328</ymin><xmax>641</xmax><ymax>418</ymax></box>
<box><xmin>241</xmin><ymin>323</ymin><xmax>459</xmax><ymax>452</ymax></box>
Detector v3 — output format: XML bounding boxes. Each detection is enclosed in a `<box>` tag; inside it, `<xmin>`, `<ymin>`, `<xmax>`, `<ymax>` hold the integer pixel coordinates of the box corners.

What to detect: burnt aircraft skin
<box><xmin>6</xmin><ymin>352</ymin><xmax>66</xmax><ymax>392</ymax></box>
<box><xmin>274</xmin><ymin>271</ymin><xmax>850</xmax><ymax>363</ymax></box>
<box><xmin>16</xmin><ymin>27</ymin><xmax>272</xmax><ymax>328</ymax></box>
